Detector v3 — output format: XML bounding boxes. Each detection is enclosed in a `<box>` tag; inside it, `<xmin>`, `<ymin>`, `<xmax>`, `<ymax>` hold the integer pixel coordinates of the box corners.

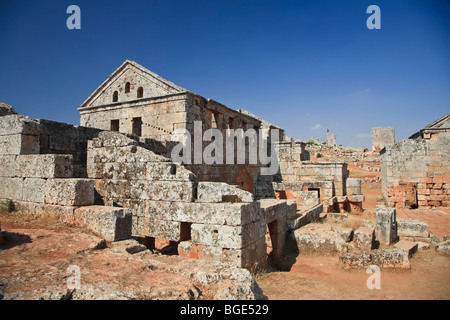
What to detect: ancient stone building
<box><xmin>381</xmin><ymin>113</ymin><xmax>450</xmax><ymax>208</ymax></box>
<box><xmin>0</xmin><ymin>60</ymin><xmax>367</xmax><ymax>269</ymax></box>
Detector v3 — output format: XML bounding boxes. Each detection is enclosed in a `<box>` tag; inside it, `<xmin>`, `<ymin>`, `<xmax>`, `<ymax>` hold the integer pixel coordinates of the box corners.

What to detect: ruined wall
<box><xmin>87</xmin><ymin>131</ymin><xmax>296</xmax><ymax>268</ymax></box>
<box><xmin>372</xmin><ymin>127</ymin><xmax>395</xmax><ymax>152</ymax></box>
<box><xmin>0</xmin><ymin>111</ymin><xmax>132</xmax><ymax>241</ymax></box>
<box><xmin>381</xmin><ymin>132</ymin><xmax>450</xmax><ymax>208</ymax></box>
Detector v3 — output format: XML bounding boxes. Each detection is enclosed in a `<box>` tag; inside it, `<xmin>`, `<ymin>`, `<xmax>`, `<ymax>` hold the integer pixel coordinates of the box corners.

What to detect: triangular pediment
<box><xmin>79</xmin><ymin>60</ymin><xmax>187</xmax><ymax>109</ymax></box>
<box><xmin>423</xmin><ymin>113</ymin><xmax>450</xmax><ymax>130</ymax></box>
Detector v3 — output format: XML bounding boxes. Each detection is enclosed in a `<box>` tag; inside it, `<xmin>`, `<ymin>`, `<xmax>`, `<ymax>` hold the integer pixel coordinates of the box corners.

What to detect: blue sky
<box><xmin>1</xmin><ymin>0</ymin><xmax>449</xmax><ymax>147</ymax></box>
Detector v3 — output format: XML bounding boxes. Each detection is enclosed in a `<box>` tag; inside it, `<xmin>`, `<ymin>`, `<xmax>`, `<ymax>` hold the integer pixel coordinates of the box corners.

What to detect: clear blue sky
<box><xmin>1</xmin><ymin>0</ymin><xmax>449</xmax><ymax>147</ymax></box>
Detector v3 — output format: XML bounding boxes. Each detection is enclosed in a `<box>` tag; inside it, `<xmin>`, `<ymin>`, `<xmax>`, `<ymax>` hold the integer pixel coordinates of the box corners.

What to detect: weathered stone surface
<box><xmin>191</xmin><ymin>223</ymin><xmax>255</xmax><ymax>249</ymax></box>
<box><xmin>327</xmin><ymin>212</ymin><xmax>348</xmax><ymax>222</ymax></box>
<box><xmin>435</xmin><ymin>240</ymin><xmax>450</xmax><ymax>253</ymax></box>
<box><xmin>0</xmin><ymin>134</ymin><xmax>39</xmax><ymax>155</ymax></box>
<box><xmin>22</xmin><ymin>178</ymin><xmax>47</xmax><ymax>203</ymax></box>
<box><xmin>16</xmin><ymin>154</ymin><xmax>73</xmax><ymax>178</ymax></box>
<box><xmin>346</xmin><ymin>178</ymin><xmax>362</xmax><ymax>195</ymax></box>
<box><xmin>0</xmin><ymin>102</ymin><xmax>17</xmax><ymax>116</ymax></box>
<box><xmin>397</xmin><ymin>218</ymin><xmax>429</xmax><ymax>238</ymax></box>
<box><xmin>287</xmin><ymin>204</ymin><xmax>323</xmax><ymax>230</ymax></box>
<box><xmin>130</xmin><ymin>180</ymin><xmax>195</xmax><ymax>202</ymax></box>
<box><xmin>290</xmin><ymin>224</ymin><xmax>349</xmax><ymax>254</ymax></box>
<box><xmin>197</xmin><ymin>182</ymin><xmax>254</xmax><ymax>203</ymax></box>
<box><xmin>0</xmin><ymin>155</ymin><xmax>17</xmax><ymax>177</ymax></box>
<box><xmin>375</xmin><ymin>206</ymin><xmax>397</xmax><ymax>245</ymax></box>
<box><xmin>145</xmin><ymin>219</ymin><xmax>184</xmax><ymax>241</ymax></box>
<box><xmin>394</xmin><ymin>240</ymin><xmax>418</xmax><ymax>258</ymax></box>
<box><xmin>347</xmin><ymin>194</ymin><xmax>365</xmax><ymax>202</ymax></box>
<box><xmin>340</xmin><ymin>248</ymin><xmax>410</xmax><ymax>269</ymax></box>
<box><xmin>110</xmin><ymin>239</ymin><xmax>147</xmax><ymax>254</ymax></box>
<box><xmin>0</xmin><ymin>115</ymin><xmax>40</xmax><ymax>135</ymax></box>
<box><xmin>73</xmin><ymin>206</ymin><xmax>132</xmax><ymax>242</ymax></box>
<box><xmin>0</xmin><ymin>177</ymin><xmax>23</xmax><ymax>201</ymax></box>
<box><xmin>330</xmin><ymin>225</ymin><xmax>353</xmax><ymax>242</ymax></box>
<box><xmin>45</xmin><ymin>179</ymin><xmax>94</xmax><ymax>206</ymax></box>
<box><xmin>354</xmin><ymin>226</ymin><xmax>374</xmax><ymax>250</ymax></box>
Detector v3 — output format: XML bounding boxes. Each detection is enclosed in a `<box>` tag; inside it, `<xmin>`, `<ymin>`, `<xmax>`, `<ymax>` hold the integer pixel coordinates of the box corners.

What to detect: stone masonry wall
<box><xmin>381</xmin><ymin>132</ymin><xmax>450</xmax><ymax>208</ymax></box>
<box><xmin>87</xmin><ymin>131</ymin><xmax>296</xmax><ymax>268</ymax></box>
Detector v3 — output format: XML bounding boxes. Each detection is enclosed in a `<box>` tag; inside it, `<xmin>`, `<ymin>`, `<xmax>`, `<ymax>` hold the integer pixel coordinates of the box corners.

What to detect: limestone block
<box><xmin>94</xmin><ymin>131</ymin><xmax>138</xmax><ymax>148</ymax></box>
<box><xmin>0</xmin><ymin>115</ymin><xmax>40</xmax><ymax>135</ymax></box>
<box><xmin>17</xmin><ymin>154</ymin><xmax>73</xmax><ymax>178</ymax></box>
<box><xmin>197</xmin><ymin>182</ymin><xmax>254</xmax><ymax>203</ymax></box>
<box><xmin>346</xmin><ymin>178</ymin><xmax>362</xmax><ymax>195</ymax></box>
<box><xmin>73</xmin><ymin>206</ymin><xmax>132</xmax><ymax>241</ymax></box>
<box><xmin>45</xmin><ymin>179</ymin><xmax>94</xmax><ymax>206</ymax></box>
<box><xmin>0</xmin><ymin>102</ymin><xmax>17</xmax><ymax>116</ymax></box>
<box><xmin>0</xmin><ymin>177</ymin><xmax>23</xmax><ymax>200</ymax></box>
<box><xmin>22</xmin><ymin>178</ymin><xmax>47</xmax><ymax>203</ymax></box>
<box><xmin>145</xmin><ymin>219</ymin><xmax>183</xmax><ymax>241</ymax></box>
<box><xmin>143</xmin><ymin>201</ymin><xmax>260</xmax><ymax>226</ymax></box>
<box><xmin>130</xmin><ymin>180</ymin><xmax>194</xmax><ymax>202</ymax></box>
<box><xmin>354</xmin><ymin>226</ymin><xmax>374</xmax><ymax>250</ymax></box>
<box><xmin>291</xmin><ymin>224</ymin><xmax>349</xmax><ymax>254</ymax></box>
<box><xmin>394</xmin><ymin>240</ymin><xmax>418</xmax><ymax>258</ymax></box>
<box><xmin>347</xmin><ymin>194</ymin><xmax>365</xmax><ymax>202</ymax></box>
<box><xmin>375</xmin><ymin>206</ymin><xmax>397</xmax><ymax>245</ymax></box>
<box><xmin>0</xmin><ymin>134</ymin><xmax>39</xmax><ymax>155</ymax></box>
<box><xmin>0</xmin><ymin>155</ymin><xmax>17</xmax><ymax>177</ymax></box>
<box><xmin>397</xmin><ymin>218</ymin><xmax>429</xmax><ymax>238</ymax></box>
<box><xmin>94</xmin><ymin>179</ymin><xmax>131</xmax><ymax>200</ymax></box>
<box><xmin>340</xmin><ymin>248</ymin><xmax>410</xmax><ymax>269</ymax></box>
<box><xmin>146</xmin><ymin>162</ymin><xmax>195</xmax><ymax>181</ymax></box>
<box><xmin>191</xmin><ymin>223</ymin><xmax>248</xmax><ymax>249</ymax></box>
<box><xmin>287</xmin><ymin>204</ymin><xmax>323</xmax><ymax>230</ymax></box>
<box><xmin>327</xmin><ymin>212</ymin><xmax>348</xmax><ymax>222</ymax></box>
<box><xmin>435</xmin><ymin>240</ymin><xmax>450</xmax><ymax>253</ymax></box>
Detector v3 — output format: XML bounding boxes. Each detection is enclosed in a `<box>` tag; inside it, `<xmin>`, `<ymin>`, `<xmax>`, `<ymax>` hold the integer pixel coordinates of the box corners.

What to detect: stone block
<box><xmin>0</xmin><ymin>177</ymin><xmax>23</xmax><ymax>200</ymax></box>
<box><xmin>354</xmin><ymin>227</ymin><xmax>374</xmax><ymax>250</ymax></box>
<box><xmin>130</xmin><ymin>180</ymin><xmax>194</xmax><ymax>202</ymax></box>
<box><xmin>397</xmin><ymin>218</ymin><xmax>429</xmax><ymax>238</ymax></box>
<box><xmin>146</xmin><ymin>162</ymin><xmax>195</xmax><ymax>181</ymax></box>
<box><xmin>327</xmin><ymin>212</ymin><xmax>348</xmax><ymax>222</ymax></box>
<box><xmin>22</xmin><ymin>178</ymin><xmax>47</xmax><ymax>203</ymax></box>
<box><xmin>197</xmin><ymin>182</ymin><xmax>254</xmax><ymax>203</ymax></box>
<box><xmin>340</xmin><ymin>248</ymin><xmax>410</xmax><ymax>269</ymax></box>
<box><xmin>394</xmin><ymin>240</ymin><xmax>418</xmax><ymax>258</ymax></box>
<box><xmin>0</xmin><ymin>102</ymin><xmax>17</xmax><ymax>116</ymax></box>
<box><xmin>0</xmin><ymin>155</ymin><xmax>17</xmax><ymax>177</ymax></box>
<box><xmin>435</xmin><ymin>240</ymin><xmax>450</xmax><ymax>253</ymax></box>
<box><xmin>0</xmin><ymin>115</ymin><xmax>40</xmax><ymax>135</ymax></box>
<box><xmin>73</xmin><ymin>206</ymin><xmax>132</xmax><ymax>241</ymax></box>
<box><xmin>45</xmin><ymin>179</ymin><xmax>94</xmax><ymax>206</ymax></box>
<box><xmin>191</xmin><ymin>223</ymin><xmax>247</xmax><ymax>249</ymax></box>
<box><xmin>375</xmin><ymin>206</ymin><xmax>397</xmax><ymax>245</ymax></box>
<box><xmin>146</xmin><ymin>219</ymin><xmax>184</xmax><ymax>242</ymax></box>
<box><xmin>346</xmin><ymin>178</ymin><xmax>362</xmax><ymax>195</ymax></box>
<box><xmin>290</xmin><ymin>224</ymin><xmax>349</xmax><ymax>254</ymax></box>
<box><xmin>347</xmin><ymin>194</ymin><xmax>365</xmax><ymax>202</ymax></box>
<box><xmin>16</xmin><ymin>154</ymin><xmax>73</xmax><ymax>178</ymax></box>
<box><xmin>0</xmin><ymin>134</ymin><xmax>39</xmax><ymax>155</ymax></box>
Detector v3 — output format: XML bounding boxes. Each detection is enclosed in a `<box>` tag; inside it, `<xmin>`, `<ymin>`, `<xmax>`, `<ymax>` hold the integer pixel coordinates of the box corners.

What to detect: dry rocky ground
<box><xmin>0</xmin><ymin>165</ymin><xmax>449</xmax><ymax>300</ymax></box>
<box><xmin>0</xmin><ymin>213</ymin><xmax>264</xmax><ymax>300</ymax></box>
